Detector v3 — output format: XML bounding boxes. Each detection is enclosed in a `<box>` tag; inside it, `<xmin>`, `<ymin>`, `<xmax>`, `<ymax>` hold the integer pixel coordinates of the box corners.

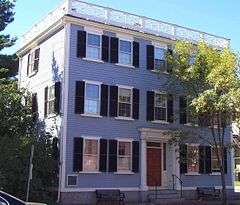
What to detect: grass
<box><xmin>235</xmin><ymin>181</ymin><xmax>240</xmax><ymax>187</ymax></box>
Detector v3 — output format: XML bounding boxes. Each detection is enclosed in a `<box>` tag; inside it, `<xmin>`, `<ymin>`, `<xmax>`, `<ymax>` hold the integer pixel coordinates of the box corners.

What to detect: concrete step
<box><xmin>149</xmin><ymin>198</ymin><xmax>185</xmax><ymax>204</ymax></box>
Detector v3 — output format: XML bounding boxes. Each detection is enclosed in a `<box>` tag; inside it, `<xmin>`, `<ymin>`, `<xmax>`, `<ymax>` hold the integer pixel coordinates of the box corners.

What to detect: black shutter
<box><xmin>102</xmin><ymin>35</ymin><xmax>109</xmax><ymax>62</ymax></box>
<box><xmin>132</xmin><ymin>141</ymin><xmax>139</xmax><ymax>173</ymax></box>
<box><xmin>75</xmin><ymin>81</ymin><xmax>85</xmax><ymax>114</ymax></box>
<box><xmin>108</xmin><ymin>139</ymin><xmax>117</xmax><ymax>172</ymax></box>
<box><xmin>199</xmin><ymin>146</ymin><xmax>205</xmax><ymax>174</ymax></box>
<box><xmin>166</xmin><ymin>45</ymin><xmax>173</xmax><ymax>73</ymax></box>
<box><xmin>198</xmin><ymin>114</ymin><xmax>210</xmax><ymax>127</ymax></box>
<box><xmin>147</xmin><ymin>45</ymin><xmax>154</xmax><ymax>70</ymax></box>
<box><xmin>133</xmin><ymin>41</ymin><xmax>139</xmax><ymax>67</ymax></box>
<box><xmin>27</xmin><ymin>53</ymin><xmax>30</xmax><ymax>76</ymax></box>
<box><xmin>224</xmin><ymin>148</ymin><xmax>227</xmax><ymax>174</ymax></box>
<box><xmin>33</xmin><ymin>48</ymin><xmax>40</xmax><ymax>71</ymax></box>
<box><xmin>54</xmin><ymin>82</ymin><xmax>61</xmax><ymax>114</ymax></box>
<box><xmin>77</xmin><ymin>30</ymin><xmax>86</xmax><ymax>58</ymax></box>
<box><xmin>205</xmin><ymin>146</ymin><xmax>212</xmax><ymax>174</ymax></box>
<box><xmin>110</xmin><ymin>37</ymin><xmax>119</xmax><ymax>63</ymax></box>
<box><xmin>167</xmin><ymin>94</ymin><xmax>174</xmax><ymax>123</ymax></box>
<box><xmin>147</xmin><ymin>91</ymin><xmax>154</xmax><ymax>121</ymax></box>
<box><xmin>100</xmin><ymin>84</ymin><xmax>108</xmax><ymax>117</ymax></box>
<box><xmin>99</xmin><ymin>139</ymin><xmax>108</xmax><ymax>172</ymax></box>
<box><xmin>180</xmin><ymin>144</ymin><xmax>187</xmax><ymax>174</ymax></box>
<box><xmin>44</xmin><ymin>86</ymin><xmax>48</xmax><ymax>117</ymax></box>
<box><xmin>179</xmin><ymin>96</ymin><xmax>187</xmax><ymax>124</ymax></box>
<box><xmin>32</xmin><ymin>93</ymin><xmax>38</xmax><ymax>121</ymax></box>
<box><xmin>109</xmin><ymin>86</ymin><xmax>118</xmax><ymax>117</ymax></box>
<box><xmin>73</xmin><ymin>137</ymin><xmax>83</xmax><ymax>172</ymax></box>
<box><xmin>132</xmin><ymin>88</ymin><xmax>139</xmax><ymax>119</ymax></box>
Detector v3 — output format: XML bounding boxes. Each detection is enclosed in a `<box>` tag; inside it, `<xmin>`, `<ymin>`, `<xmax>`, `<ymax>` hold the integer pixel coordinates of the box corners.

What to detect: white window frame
<box><xmin>211</xmin><ymin>146</ymin><xmax>221</xmax><ymax>173</ymax></box>
<box><xmin>154</xmin><ymin>92</ymin><xmax>167</xmax><ymax>122</ymax></box>
<box><xmin>47</xmin><ymin>84</ymin><xmax>55</xmax><ymax>116</ymax></box>
<box><xmin>118</xmin><ymin>39</ymin><xmax>133</xmax><ymax>66</ymax></box>
<box><xmin>117</xmin><ymin>85</ymin><xmax>133</xmax><ymax>119</ymax></box>
<box><xmin>82</xmin><ymin>136</ymin><xmax>100</xmax><ymax>172</ymax></box>
<box><xmin>117</xmin><ymin>139</ymin><xmax>132</xmax><ymax>172</ymax></box>
<box><xmin>84</xmin><ymin>81</ymin><xmax>102</xmax><ymax>116</ymax></box>
<box><xmin>186</xmin><ymin>144</ymin><xmax>200</xmax><ymax>174</ymax></box>
<box><xmin>154</xmin><ymin>46</ymin><xmax>167</xmax><ymax>72</ymax></box>
<box><xmin>28</xmin><ymin>47</ymin><xmax>39</xmax><ymax>76</ymax></box>
<box><xmin>86</xmin><ymin>32</ymin><xmax>102</xmax><ymax>61</ymax></box>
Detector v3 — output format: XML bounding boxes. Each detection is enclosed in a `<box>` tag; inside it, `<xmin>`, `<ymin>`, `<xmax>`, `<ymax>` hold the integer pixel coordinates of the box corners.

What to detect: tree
<box><xmin>166</xmin><ymin>41</ymin><xmax>240</xmax><ymax>205</ymax></box>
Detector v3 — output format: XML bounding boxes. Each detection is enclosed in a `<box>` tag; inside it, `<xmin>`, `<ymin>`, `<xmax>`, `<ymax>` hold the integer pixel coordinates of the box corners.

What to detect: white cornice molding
<box><xmin>139</xmin><ymin>128</ymin><xmax>173</xmax><ymax>142</ymax></box>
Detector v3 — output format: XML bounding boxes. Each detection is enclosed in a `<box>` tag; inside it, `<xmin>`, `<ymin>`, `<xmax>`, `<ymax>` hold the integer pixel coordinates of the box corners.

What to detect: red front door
<box><xmin>147</xmin><ymin>148</ymin><xmax>162</xmax><ymax>186</ymax></box>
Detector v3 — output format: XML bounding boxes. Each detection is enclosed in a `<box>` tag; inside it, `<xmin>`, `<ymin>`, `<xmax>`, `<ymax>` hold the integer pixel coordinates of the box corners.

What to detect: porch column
<box><xmin>140</xmin><ymin>138</ymin><xmax>147</xmax><ymax>190</ymax></box>
<box><xmin>172</xmin><ymin>144</ymin><xmax>181</xmax><ymax>190</ymax></box>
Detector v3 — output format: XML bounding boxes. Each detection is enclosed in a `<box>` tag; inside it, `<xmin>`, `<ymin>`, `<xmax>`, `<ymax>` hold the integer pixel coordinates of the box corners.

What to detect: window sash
<box><xmin>86</xmin><ymin>33</ymin><xmax>101</xmax><ymax>60</ymax></box>
<box><xmin>83</xmin><ymin>139</ymin><xmax>99</xmax><ymax>172</ymax></box>
<box><xmin>119</xmin><ymin>40</ymin><xmax>132</xmax><ymax>65</ymax></box>
<box><xmin>117</xmin><ymin>141</ymin><xmax>132</xmax><ymax>171</ymax></box>
<box><xmin>154</xmin><ymin>47</ymin><xmax>166</xmax><ymax>71</ymax></box>
<box><xmin>187</xmin><ymin>145</ymin><xmax>199</xmax><ymax>173</ymax></box>
<box><xmin>84</xmin><ymin>83</ymin><xmax>100</xmax><ymax>115</ymax></box>
<box><xmin>154</xmin><ymin>93</ymin><xmax>167</xmax><ymax>121</ymax></box>
<box><xmin>211</xmin><ymin>148</ymin><xmax>221</xmax><ymax>172</ymax></box>
<box><xmin>118</xmin><ymin>88</ymin><xmax>132</xmax><ymax>117</ymax></box>
<box><xmin>47</xmin><ymin>85</ymin><xmax>55</xmax><ymax>115</ymax></box>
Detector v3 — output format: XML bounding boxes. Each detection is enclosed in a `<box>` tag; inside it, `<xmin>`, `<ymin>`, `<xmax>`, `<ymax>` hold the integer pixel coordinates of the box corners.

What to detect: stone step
<box><xmin>149</xmin><ymin>198</ymin><xmax>185</xmax><ymax>204</ymax></box>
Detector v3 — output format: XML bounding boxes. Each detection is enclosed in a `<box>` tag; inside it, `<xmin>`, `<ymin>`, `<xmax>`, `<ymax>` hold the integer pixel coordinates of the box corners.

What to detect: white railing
<box><xmin>21</xmin><ymin>0</ymin><xmax>230</xmax><ymax>48</ymax></box>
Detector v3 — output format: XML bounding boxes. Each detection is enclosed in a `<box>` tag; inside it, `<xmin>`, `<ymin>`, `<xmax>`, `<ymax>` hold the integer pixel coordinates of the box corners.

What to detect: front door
<box><xmin>147</xmin><ymin>147</ymin><xmax>162</xmax><ymax>186</ymax></box>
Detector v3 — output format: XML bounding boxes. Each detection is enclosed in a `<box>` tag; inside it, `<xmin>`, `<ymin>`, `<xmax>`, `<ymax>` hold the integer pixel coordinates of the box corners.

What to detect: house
<box><xmin>16</xmin><ymin>0</ymin><xmax>234</xmax><ymax>204</ymax></box>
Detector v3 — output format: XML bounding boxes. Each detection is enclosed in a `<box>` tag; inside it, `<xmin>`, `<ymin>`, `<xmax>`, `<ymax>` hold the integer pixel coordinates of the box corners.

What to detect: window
<box><xmin>83</xmin><ymin>139</ymin><xmax>99</xmax><ymax>171</ymax></box>
<box><xmin>187</xmin><ymin>145</ymin><xmax>199</xmax><ymax>173</ymax></box>
<box><xmin>118</xmin><ymin>141</ymin><xmax>131</xmax><ymax>171</ymax></box>
<box><xmin>84</xmin><ymin>83</ymin><xmax>100</xmax><ymax>115</ymax></box>
<box><xmin>154</xmin><ymin>93</ymin><xmax>167</xmax><ymax>121</ymax></box>
<box><xmin>212</xmin><ymin>147</ymin><xmax>221</xmax><ymax>172</ymax></box>
<box><xmin>119</xmin><ymin>40</ymin><xmax>132</xmax><ymax>65</ymax></box>
<box><xmin>154</xmin><ymin>47</ymin><xmax>166</xmax><ymax>72</ymax></box>
<box><xmin>86</xmin><ymin>33</ymin><xmax>101</xmax><ymax>60</ymax></box>
<box><xmin>27</xmin><ymin>48</ymin><xmax>40</xmax><ymax>75</ymax></box>
<box><xmin>67</xmin><ymin>175</ymin><xmax>77</xmax><ymax>186</ymax></box>
<box><xmin>47</xmin><ymin>85</ymin><xmax>55</xmax><ymax>115</ymax></box>
<box><xmin>118</xmin><ymin>88</ymin><xmax>132</xmax><ymax>118</ymax></box>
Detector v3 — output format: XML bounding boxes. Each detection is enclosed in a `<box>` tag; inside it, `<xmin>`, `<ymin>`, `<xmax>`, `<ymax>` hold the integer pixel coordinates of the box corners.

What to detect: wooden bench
<box><xmin>197</xmin><ymin>187</ymin><xmax>221</xmax><ymax>200</ymax></box>
<box><xmin>96</xmin><ymin>189</ymin><xmax>125</xmax><ymax>205</ymax></box>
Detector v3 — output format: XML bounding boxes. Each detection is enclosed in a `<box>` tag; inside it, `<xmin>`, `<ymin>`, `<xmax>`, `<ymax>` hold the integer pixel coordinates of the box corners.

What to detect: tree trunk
<box><xmin>220</xmin><ymin>167</ymin><xmax>227</xmax><ymax>205</ymax></box>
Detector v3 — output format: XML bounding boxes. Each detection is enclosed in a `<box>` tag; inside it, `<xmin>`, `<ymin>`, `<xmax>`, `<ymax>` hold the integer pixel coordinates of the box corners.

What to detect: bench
<box><xmin>197</xmin><ymin>187</ymin><xmax>221</xmax><ymax>200</ymax></box>
<box><xmin>96</xmin><ymin>189</ymin><xmax>125</xmax><ymax>205</ymax></box>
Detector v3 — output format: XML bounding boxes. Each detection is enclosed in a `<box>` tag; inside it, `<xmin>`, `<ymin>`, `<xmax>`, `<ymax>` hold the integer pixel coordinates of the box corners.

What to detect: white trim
<box><xmin>115</xmin><ymin>63</ymin><xmax>135</xmax><ymax>69</ymax></box>
<box><xmin>78</xmin><ymin>171</ymin><xmax>101</xmax><ymax>174</ymax></box>
<box><xmin>151</xmin><ymin>120</ymin><xmax>169</xmax><ymax>124</ymax></box>
<box><xmin>181</xmin><ymin>186</ymin><xmax>234</xmax><ymax>191</ymax></box>
<box><xmin>153</xmin><ymin>92</ymin><xmax>168</xmax><ymax>122</ymax></box>
<box><xmin>61</xmin><ymin>187</ymin><xmax>141</xmax><ymax>192</ymax></box>
<box><xmin>140</xmin><ymin>138</ymin><xmax>147</xmax><ymax>190</ymax></box>
<box><xmin>85</xmin><ymin>32</ymin><xmax>102</xmax><ymax>61</ymax></box>
<box><xmin>117</xmin><ymin>86</ymin><xmax>133</xmax><ymax>118</ymax></box>
<box><xmin>82</xmin><ymin>135</ymin><xmax>102</xmax><ymax>140</ymax></box>
<box><xmin>116</xmin><ymin>33</ymin><xmax>133</xmax><ymax>41</ymax></box>
<box><xmin>210</xmin><ymin>172</ymin><xmax>221</xmax><ymax>175</ymax></box>
<box><xmin>81</xmin><ymin>113</ymin><xmax>103</xmax><ymax>118</ymax></box>
<box><xmin>114</xmin><ymin>171</ymin><xmax>134</xmax><ymax>175</ymax></box>
<box><xmin>116</xmin><ymin>84</ymin><xmax>134</xmax><ymax>89</ymax></box>
<box><xmin>67</xmin><ymin>175</ymin><xmax>78</xmax><ymax>186</ymax></box>
<box><xmin>82</xmin><ymin>57</ymin><xmax>104</xmax><ymax>63</ymax></box>
<box><xmin>117</xmin><ymin>140</ymin><xmax>132</xmax><ymax>172</ymax></box>
<box><xmin>185</xmin><ymin>172</ymin><xmax>201</xmax><ymax>176</ymax></box>
<box><xmin>84</xmin><ymin>26</ymin><xmax>103</xmax><ymax>35</ymax></box>
<box><xmin>115</xmin><ymin>138</ymin><xmax>134</xmax><ymax>142</ymax></box>
<box><xmin>83</xmin><ymin>80</ymin><xmax>102</xmax><ymax>85</ymax></box>
<box><xmin>152</xmin><ymin>41</ymin><xmax>168</xmax><ymax>49</ymax></box>
<box><xmin>115</xmin><ymin>116</ymin><xmax>134</xmax><ymax>121</ymax></box>
<box><xmin>118</xmin><ymin>38</ymin><xmax>133</xmax><ymax>66</ymax></box>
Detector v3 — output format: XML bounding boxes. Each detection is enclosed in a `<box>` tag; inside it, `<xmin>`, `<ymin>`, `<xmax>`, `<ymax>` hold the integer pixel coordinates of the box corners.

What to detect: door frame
<box><xmin>146</xmin><ymin>142</ymin><xmax>164</xmax><ymax>188</ymax></box>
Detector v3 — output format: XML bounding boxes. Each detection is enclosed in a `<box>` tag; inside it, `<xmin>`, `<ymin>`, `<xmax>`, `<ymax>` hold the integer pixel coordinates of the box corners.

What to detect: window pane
<box><xmin>119</xmin><ymin>142</ymin><xmax>131</xmax><ymax>155</ymax></box>
<box><xmin>48</xmin><ymin>100</ymin><xmax>55</xmax><ymax>115</ymax></box>
<box><xmin>118</xmin><ymin>103</ymin><xmax>131</xmax><ymax>117</ymax></box>
<box><xmin>155</xmin><ymin>48</ymin><xmax>165</xmax><ymax>60</ymax></box>
<box><xmin>119</xmin><ymin>88</ymin><xmax>131</xmax><ymax>103</ymax></box>
<box><xmin>212</xmin><ymin>148</ymin><xmax>220</xmax><ymax>171</ymax></box>
<box><xmin>87</xmin><ymin>46</ymin><xmax>100</xmax><ymax>60</ymax></box>
<box><xmin>120</xmin><ymin>40</ymin><xmax>131</xmax><ymax>53</ymax></box>
<box><xmin>86</xmin><ymin>84</ymin><xmax>99</xmax><ymax>99</ymax></box>
<box><xmin>187</xmin><ymin>146</ymin><xmax>199</xmax><ymax>172</ymax></box>
<box><xmin>83</xmin><ymin>155</ymin><xmax>98</xmax><ymax>171</ymax></box>
<box><xmin>88</xmin><ymin>34</ymin><xmax>100</xmax><ymax>46</ymax></box>
<box><xmin>119</xmin><ymin>53</ymin><xmax>131</xmax><ymax>65</ymax></box>
<box><xmin>85</xmin><ymin>99</ymin><xmax>99</xmax><ymax>114</ymax></box>
<box><xmin>154</xmin><ymin>59</ymin><xmax>166</xmax><ymax>71</ymax></box>
<box><xmin>84</xmin><ymin>139</ymin><xmax>98</xmax><ymax>154</ymax></box>
<box><xmin>154</xmin><ymin>107</ymin><xmax>166</xmax><ymax>121</ymax></box>
<box><xmin>155</xmin><ymin>94</ymin><xmax>166</xmax><ymax>107</ymax></box>
<box><xmin>118</xmin><ymin>156</ymin><xmax>131</xmax><ymax>171</ymax></box>
<box><xmin>49</xmin><ymin>86</ymin><xmax>55</xmax><ymax>100</ymax></box>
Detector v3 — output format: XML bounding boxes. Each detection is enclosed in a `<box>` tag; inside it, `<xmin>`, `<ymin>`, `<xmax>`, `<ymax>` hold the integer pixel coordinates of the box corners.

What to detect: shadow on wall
<box><xmin>51</xmin><ymin>52</ymin><xmax>63</xmax><ymax>82</ymax></box>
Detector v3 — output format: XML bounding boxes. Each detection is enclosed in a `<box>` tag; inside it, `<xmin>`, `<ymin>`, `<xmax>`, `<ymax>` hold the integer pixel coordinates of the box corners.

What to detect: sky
<box><xmin>2</xmin><ymin>0</ymin><xmax>240</xmax><ymax>54</ymax></box>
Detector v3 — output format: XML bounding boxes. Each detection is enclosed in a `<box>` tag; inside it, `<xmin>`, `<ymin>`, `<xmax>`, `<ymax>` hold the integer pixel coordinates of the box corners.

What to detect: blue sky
<box><xmin>2</xmin><ymin>0</ymin><xmax>240</xmax><ymax>54</ymax></box>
